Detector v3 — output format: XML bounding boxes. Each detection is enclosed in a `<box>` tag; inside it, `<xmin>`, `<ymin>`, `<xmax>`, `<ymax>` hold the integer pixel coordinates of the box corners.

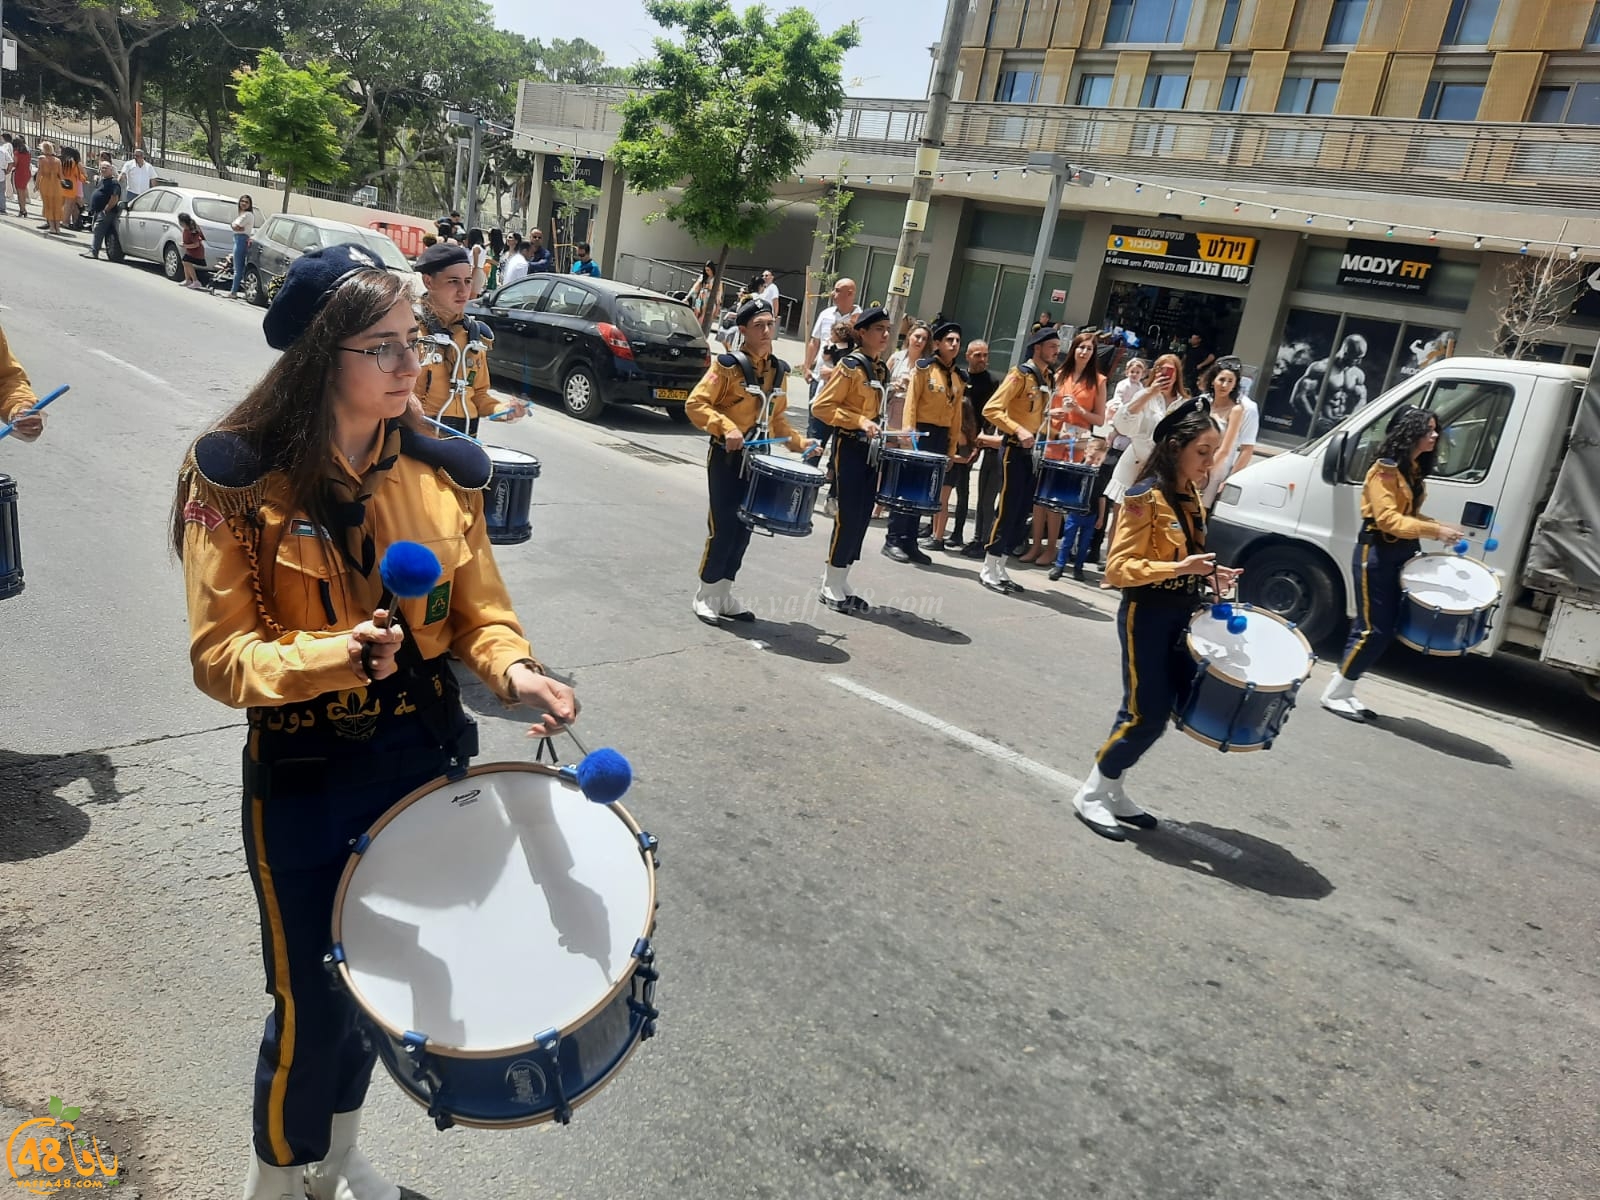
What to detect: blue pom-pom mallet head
<box><xmin>1454</xmin><ymin>539</ymin><xmax>1470</xmax><ymax>556</ymax></box>
<box><xmin>1484</xmin><ymin>537</ymin><xmax>1499</xmax><ymax>552</ymax></box>
<box><xmin>575</xmin><ymin>747</ymin><xmax>632</xmax><ymax>805</ymax></box>
<box><xmin>1211</xmin><ymin>602</ymin><xmax>1233</xmax><ymax>620</ymax></box>
<box><xmin>379</xmin><ymin>541</ymin><xmax>442</xmax><ymax>599</ymax></box>
<box><xmin>1227</xmin><ymin>614</ymin><xmax>1248</xmax><ymax>634</ymax></box>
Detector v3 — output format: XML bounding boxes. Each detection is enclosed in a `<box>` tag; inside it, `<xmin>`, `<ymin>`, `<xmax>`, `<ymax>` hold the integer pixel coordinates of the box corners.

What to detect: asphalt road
<box><xmin>1</xmin><ymin>220</ymin><xmax>1598</xmax><ymax>1200</ymax></box>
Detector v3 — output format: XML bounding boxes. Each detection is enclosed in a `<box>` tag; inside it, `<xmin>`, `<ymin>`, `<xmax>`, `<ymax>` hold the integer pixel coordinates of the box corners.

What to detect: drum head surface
<box><xmin>1188</xmin><ymin>609</ymin><xmax>1311</xmax><ymax>687</ymax></box>
<box><xmin>753</xmin><ymin>453</ymin><xmax>825</xmax><ymax>480</ymax></box>
<box><xmin>1400</xmin><ymin>554</ymin><xmax>1500</xmax><ymax>612</ymax></box>
<box><xmin>487</xmin><ymin>445</ymin><xmax>539</xmax><ymax>467</ymax></box>
<box><xmin>337</xmin><ymin>765</ymin><xmax>652</xmax><ymax>1052</ymax></box>
<box><xmin>883</xmin><ymin>447</ymin><xmax>944</xmax><ymax>463</ymax></box>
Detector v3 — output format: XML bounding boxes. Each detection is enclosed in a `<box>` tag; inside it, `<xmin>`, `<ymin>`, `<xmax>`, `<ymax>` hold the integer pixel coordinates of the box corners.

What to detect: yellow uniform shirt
<box><xmin>983</xmin><ymin>363</ymin><xmax>1051</xmax><ymax>443</ymax></box>
<box><xmin>686</xmin><ymin>352</ymin><xmax>806</xmax><ymax>450</ymax></box>
<box><xmin>180</xmin><ymin>422</ymin><xmax>533</xmax><ymax>710</ymax></box>
<box><xmin>1106</xmin><ymin>479</ymin><xmax>1206</xmax><ymax>591</ymax></box>
<box><xmin>903</xmin><ymin>356</ymin><xmax>966</xmax><ymax>456</ymax></box>
<box><xmin>1360</xmin><ymin>459</ymin><xmax>1438</xmax><ymax>541</ymax></box>
<box><xmin>0</xmin><ymin>325</ymin><xmax>38</xmax><ymax>424</ymax></box>
<box><xmin>812</xmin><ymin>353</ymin><xmax>888</xmax><ymax>432</ymax></box>
<box><xmin>414</xmin><ymin>305</ymin><xmax>500</xmax><ymax>423</ymax></box>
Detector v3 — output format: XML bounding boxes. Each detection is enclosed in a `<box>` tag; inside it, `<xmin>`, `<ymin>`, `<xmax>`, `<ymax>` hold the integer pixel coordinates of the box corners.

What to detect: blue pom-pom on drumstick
<box><xmin>1454</xmin><ymin>539</ymin><xmax>1470</xmax><ymax>555</ymax></box>
<box><xmin>1484</xmin><ymin>537</ymin><xmax>1499</xmax><ymax>552</ymax></box>
<box><xmin>1211</xmin><ymin>602</ymin><xmax>1233</xmax><ymax>620</ymax></box>
<box><xmin>379</xmin><ymin>540</ymin><xmax>442</xmax><ymax>600</ymax></box>
<box><xmin>574</xmin><ymin>747</ymin><xmax>633</xmax><ymax>805</ymax></box>
<box><xmin>1227</xmin><ymin>615</ymin><xmax>1248</xmax><ymax>634</ymax></box>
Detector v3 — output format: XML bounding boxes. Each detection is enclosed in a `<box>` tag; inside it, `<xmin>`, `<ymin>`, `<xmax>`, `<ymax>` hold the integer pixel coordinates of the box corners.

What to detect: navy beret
<box><xmin>1153</xmin><ymin>395</ymin><xmax>1213</xmax><ymax>443</ymax></box>
<box><xmin>263</xmin><ymin>243</ymin><xmax>395</xmax><ymax>351</ymax></box>
<box><xmin>735</xmin><ymin>297</ymin><xmax>773</xmax><ymax>326</ymax></box>
<box><xmin>932</xmin><ymin>321</ymin><xmax>962</xmax><ymax>340</ymax></box>
<box><xmin>1025</xmin><ymin>326</ymin><xmax>1062</xmax><ymax>353</ymax></box>
<box><xmin>854</xmin><ymin>307</ymin><xmax>890</xmax><ymax>331</ymax></box>
<box><xmin>415</xmin><ymin>243</ymin><xmax>471</xmax><ymax>275</ymax></box>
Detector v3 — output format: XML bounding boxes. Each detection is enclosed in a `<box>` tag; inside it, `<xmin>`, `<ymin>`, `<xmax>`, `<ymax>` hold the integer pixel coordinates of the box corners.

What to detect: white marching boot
<box><xmin>1072</xmin><ymin>767</ymin><xmax>1134</xmax><ymax>841</ymax></box>
<box><xmin>692</xmin><ymin>580</ymin><xmax>722</xmax><ymax>624</ymax></box>
<box><xmin>717</xmin><ymin>578</ymin><xmax>755</xmax><ymax>621</ymax></box>
<box><xmin>1320</xmin><ymin>672</ymin><xmax>1367</xmax><ymax>720</ymax></box>
<box><xmin>303</xmin><ymin>1109</ymin><xmax>401</xmax><ymax>1200</ymax></box>
<box><xmin>243</xmin><ymin>1154</ymin><xmax>306</xmax><ymax>1200</ymax></box>
<box><xmin>980</xmin><ymin>553</ymin><xmax>1021</xmax><ymax>593</ymax></box>
<box><xmin>1100</xmin><ymin>769</ymin><xmax>1156</xmax><ymax>829</ymax></box>
<box><xmin>820</xmin><ymin>564</ymin><xmax>864</xmax><ymax>613</ymax></box>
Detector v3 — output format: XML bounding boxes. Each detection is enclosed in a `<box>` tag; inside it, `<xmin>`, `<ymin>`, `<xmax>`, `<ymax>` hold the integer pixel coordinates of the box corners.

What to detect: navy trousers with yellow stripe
<box><xmin>985</xmin><ymin>442</ymin><xmax>1035</xmax><ymax>557</ymax></box>
<box><xmin>828</xmin><ymin>435</ymin><xmax>875</xmax><ymax>568</ymax></box>
<box><xmin>243</xmin><ymin>703</ymin><xmax>452</xmax><ymax>1166</ymax></box>
<box><xmin>699</xmin><ymin>440</ymin><xmax>754</xmax><ymax>584</ymax></box>
<box><xmin>1096</xmin><ymin>597</ymin><xmax>1195</xmax><ymax>779</ymax></box>
<box><xmin>1340</xmin><ymin>539</ymin><xmax>1416</xmax><ymax>681</ymax></box>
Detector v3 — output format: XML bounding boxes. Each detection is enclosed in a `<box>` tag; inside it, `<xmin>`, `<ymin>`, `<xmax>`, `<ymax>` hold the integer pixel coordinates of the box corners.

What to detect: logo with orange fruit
<box><xmin>5</xmin><ymin>1097</ymin><xmax>122</xmax><ymax>1193</ymax></box>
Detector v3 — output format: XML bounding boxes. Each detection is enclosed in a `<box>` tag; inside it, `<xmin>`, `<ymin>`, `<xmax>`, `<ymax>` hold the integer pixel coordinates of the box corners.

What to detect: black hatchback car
<box><xmin>467</xmin><ymin>276</ymin><xmax>711</xmax><ymax>421</ymax></box>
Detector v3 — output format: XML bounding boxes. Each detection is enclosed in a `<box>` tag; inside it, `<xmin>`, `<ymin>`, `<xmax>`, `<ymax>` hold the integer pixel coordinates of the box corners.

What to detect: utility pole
<box><xmin>1011</xmin><ymin>152</ymin><xmax>1072</xmax><ymax>366</ymax></box>
<box><xmin>464</xmin><ymin>116</ymin><xmax>483</xmax><ymax>232</ymax></box>
<box><xmin>883</xmin><ymin>0</ymin><xmax>968</xmax><ymax>335</ymax></box>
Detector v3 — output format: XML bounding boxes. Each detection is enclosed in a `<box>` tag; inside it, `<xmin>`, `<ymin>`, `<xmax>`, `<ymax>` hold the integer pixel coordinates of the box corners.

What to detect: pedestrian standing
<box><xmin>60</xmin><ymin>147</ymin><xmax>87</xmax><ymax>229</ymax></box>
<box><xmin>959</xmin><ymin>340</ymin><xmax>1002</xmax><ymax>558</ymax></box>
<box><xmin>500</xmin><ymin>236</ymin><xmax>529</xmax><ymax>285</ymax></box>
<box><xmin>1199</xmin><ymin>359</ymin><xmax>1260</xmax><ymax>507</ymax></box>
<box><xmin>10</xmin><ymin>138</ymin><xmax>31</xmax><ymax>219</ymax></box>
<box><xmin>81</xmin><ymin>163</ymin><xmax>122</xmax><ymax>260</ymax></box>
<box><xmin>118</xmin><ymin>146</ymin><xmax>155</xmax><ymax>205</ymax></box>
<box><xmin>570</xmin><ymin>241</ymin><xmax>601</xmax><ymax>277</ymax></box>
<box><xmin>177</xmin><ymin>213</ymin><xmax>208</xmax><ymax>289</ymax></box>
<box><xmin>228</xmin><ymin>194</ymin><xmax>257</xmax><ymax>299</ymax></box>
<box><xmin>1024</xmin><ymin>330</ymin><xmax>1106</xmax><ymax>564</ymax></box>
<box><xmin>484</xmin><ymin>228</ymin><xmax>504</xmax><ymax>292</ymax></box>
<box><xmin>0</xmin><ymin>134</ymin><xmax>13</xmax><ymax>216</ymax></box>
<box><xmin>465</xmin><ymin>227</ymin><xmax>488</xmax><ymax>297</ymax></box>
<box><xmin>172</xmin><ymin>243</ymin><xmax>577</xmax><ymax>1200</ymax></box>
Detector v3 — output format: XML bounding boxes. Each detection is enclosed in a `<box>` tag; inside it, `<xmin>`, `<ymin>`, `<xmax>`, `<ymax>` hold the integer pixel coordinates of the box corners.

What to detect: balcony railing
<box><xmin>518</xmin><ymin>83</ymin><xmax>1600</xmax><ymax>211</ymax></box>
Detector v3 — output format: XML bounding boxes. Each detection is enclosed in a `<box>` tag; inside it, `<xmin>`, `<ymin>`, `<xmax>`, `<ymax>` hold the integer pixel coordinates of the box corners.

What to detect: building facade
<box><xmin>515</xmin><ymin>0</ymin><xmax>1600</xmax><ymax>446</ymax></box>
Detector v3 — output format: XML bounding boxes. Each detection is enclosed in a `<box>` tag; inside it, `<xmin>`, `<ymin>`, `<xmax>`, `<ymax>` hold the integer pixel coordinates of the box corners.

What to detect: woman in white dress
<box><xmin>1103</xmin><ymin>352</ymin><xmax>1185</xmax><ymax>507</ymax></box>
<box><xmin>1200</xmin><ymin>358</ymin><xmax>1260</xmax><ymax>506</ymax></box>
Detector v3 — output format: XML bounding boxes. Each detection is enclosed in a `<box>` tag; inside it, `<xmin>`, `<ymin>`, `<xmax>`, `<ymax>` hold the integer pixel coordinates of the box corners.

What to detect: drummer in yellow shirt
<box><xmin>0</xmin><ymin>324</ymin><xmax>45</xmax><ymax>440</ymax></box>
<box><xmin>1321</xmin><ymin>405</ymin><xmax>1466</xmax><ymax>720</ymax></box>
<box><xmin>886</xmin><ymin>320</ymin><xmax>966</xmax><ymax>566</ymax></box>
<box><xmin>413</xmin><ymin>243</ymin><xmax>524</xmax><ymax>437</ymax></box>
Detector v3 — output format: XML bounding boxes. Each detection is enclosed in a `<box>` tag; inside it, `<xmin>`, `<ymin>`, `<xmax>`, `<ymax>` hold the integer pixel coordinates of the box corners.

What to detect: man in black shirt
<box><xmin>82</xmin><ymin>163</ymin><xmax>122</xmax><ymax>260</ymax></box>
<box><xmin>958</xmin><ymin>340</ymin><xmax>1005</xmax><ymax>559</ymax></box>
<box><xmin>1183</xmin><ymin>330</ymin><xmax>1216</xmax><ymax>394</ymax></box>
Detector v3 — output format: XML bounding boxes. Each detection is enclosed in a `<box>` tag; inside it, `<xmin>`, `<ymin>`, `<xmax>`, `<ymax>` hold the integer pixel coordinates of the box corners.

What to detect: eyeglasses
<box><xmin>339</xmin><ymin>337</ymin><xmax>423</xmax><ymax>373</ymax></box>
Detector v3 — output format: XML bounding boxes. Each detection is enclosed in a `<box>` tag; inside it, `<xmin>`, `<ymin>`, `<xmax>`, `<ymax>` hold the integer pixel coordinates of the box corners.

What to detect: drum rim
<box><xmin>485</xmin><ymin>444</ymin><xmax>541</xmax><ymax>466</ymax></box>
<box><xmin>748</xmin><ymin>453</ymin><xmax>826</xmax><ymax>479</ymax></box>
<box><xmin>330</xmin><ymin>760</ymin><xmax>658</xmax><ymax>1061</ymax></box>
<box><xmin>385</xmin><ymin>1029</ymin><xmax>649</xmax><ymax>1129</ymax></box>
<box><xmin>1172</xmin><ymin>722</ymin><xmax>1272</xmax><ymax>752</ymax></box>
<box><xmin>1400</xmin><ymin>554</ymin><xmax>1501</xmax><ymax>614</ymax></box>
<box><xmin>877</xmin><ymin>446</ymin><xmax>946</xmax><ymax>462</ymax></box>
<box><xmin>1184</xmin><ymin>603</ymin><xmax>1315</xmax><ymax>693</ymax></box>
<box><xmin>1395</xmin><ymin>635</ymin><xmax>1477</xmax><ymax>657</ymax></box>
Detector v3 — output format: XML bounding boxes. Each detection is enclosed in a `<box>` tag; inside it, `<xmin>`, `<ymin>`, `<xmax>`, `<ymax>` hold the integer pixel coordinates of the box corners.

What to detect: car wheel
<box><xmin>242</xmin><ymin>268</ymin><xmax>267</xmax><ymax>307</ymax></box>
<box><xmin>105</xmin><ymin>230</ymin><xmax>125</xmax><ymax>264</ymax></box>
<box><xmin>561</xmin><ymin>365</ymin><xmax>605</xmax><ymax>421</ymax></box>
<box><xmin>161</xmin><ymin>242</ymin><xmax>183</xmax><ymax>281</ymax></box>
<box><xmin>1239</xmin><ymin>543</ymin><xmax>1342</xmax><ymax>645</ymax></box>
<box><xmin>664</xmin><ymin>405</ymin><xmax>691</xmax><ymax>424</ymax></box>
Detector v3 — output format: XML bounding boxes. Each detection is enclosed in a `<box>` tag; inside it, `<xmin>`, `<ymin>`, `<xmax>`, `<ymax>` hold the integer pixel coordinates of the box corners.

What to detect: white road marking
<box><xmin>86</xmin><ymin>347</ymin><xmax>181</xmax><ymax>394</ymax></box>
<box><xmin>828</xmin><ymin>675</ymin><xmax>1083</xmax><ymax>792</ymax></box>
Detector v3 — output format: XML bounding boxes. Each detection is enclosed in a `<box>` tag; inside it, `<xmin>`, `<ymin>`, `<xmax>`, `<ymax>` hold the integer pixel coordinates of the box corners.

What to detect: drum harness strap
<box><xmin>720</xmin><ymin>350</ymin><xmax>789</xmax><ymax>475</ymax></box>
<box><xmin>420</xmin><ymin>304</ymin><xmax>490</xmax><ymax>422</ymax></box>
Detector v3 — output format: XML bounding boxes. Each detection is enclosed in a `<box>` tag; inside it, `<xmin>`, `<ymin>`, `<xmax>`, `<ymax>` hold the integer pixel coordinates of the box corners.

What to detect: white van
<box><xmin>1209</xmin><ymin>356</ymin><xmax>1600</xmax><ymax>697</ymax></box>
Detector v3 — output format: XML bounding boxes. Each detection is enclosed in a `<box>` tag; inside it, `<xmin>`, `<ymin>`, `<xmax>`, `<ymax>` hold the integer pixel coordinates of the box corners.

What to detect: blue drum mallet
<box><xmin>363</xmin><ymin>541</ymin><xmax>442</xmax><ymax>678</ymax></box>
<box><xmin>0</xmin><ymin>384</ymin><xmax>69</xmax><ymax>441</ymax></box>
<box><xmin>552</xmin><ymin>723</ymin><xmax>634</xmax><ymax>805</ymax></box>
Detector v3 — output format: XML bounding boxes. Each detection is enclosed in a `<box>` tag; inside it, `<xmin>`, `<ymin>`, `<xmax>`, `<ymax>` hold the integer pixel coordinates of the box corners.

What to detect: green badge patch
<box><xmin>423</xmin><ymin>580</ymin><xmax>452</xmax><ymax>625</ymax></box>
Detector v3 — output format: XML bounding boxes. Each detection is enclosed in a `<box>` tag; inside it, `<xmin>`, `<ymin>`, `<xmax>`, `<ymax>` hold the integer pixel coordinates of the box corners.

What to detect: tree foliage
<box><xmin>612</xmin><ymin>0</ymin><xmax>858</xmax><ymax>324</ymax></box>
<box><xmin>233</xmin><ymin>49</ymin><xmax>357</xmax><ymax>212</ymax></box>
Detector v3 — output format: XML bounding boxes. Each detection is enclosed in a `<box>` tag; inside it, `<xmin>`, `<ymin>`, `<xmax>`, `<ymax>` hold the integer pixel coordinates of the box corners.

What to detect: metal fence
<box><xmin>519</xmin><ymin>84</ymin><xmax>1600</xmax><ymax>211</ymax></box>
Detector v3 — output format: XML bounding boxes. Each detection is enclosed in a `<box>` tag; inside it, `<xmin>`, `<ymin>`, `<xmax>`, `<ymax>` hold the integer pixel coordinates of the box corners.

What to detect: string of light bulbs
<box><xmin>792</xmin><ymin>160</ymin><xmax>1595</xmax><ymax>261</ymax></box>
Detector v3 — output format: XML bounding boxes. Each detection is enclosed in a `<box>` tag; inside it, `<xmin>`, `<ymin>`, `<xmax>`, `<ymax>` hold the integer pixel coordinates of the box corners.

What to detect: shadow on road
<box><xmin>1130</xmin><ymin>820</ymin><xmax>1334</xmax><ymax>900</ymax></box>
<box><xmin>0</xmin><ymin>748</ymin><xmax>117</xmax><ymax>862</ymax></box>
<box><xmin>718</xmin><ymin>620</ymin><xmax>852</xmax><ymax>664</ymax></box>
<box><xmin>1365</xmin><ymin>713</ymin><xmax>1512</xmax><ymax>768</ymax></box>
<box><xmin>853</xmin><ymin>604</ymin><xmax>972</xmax><ymax>645</ymax></box>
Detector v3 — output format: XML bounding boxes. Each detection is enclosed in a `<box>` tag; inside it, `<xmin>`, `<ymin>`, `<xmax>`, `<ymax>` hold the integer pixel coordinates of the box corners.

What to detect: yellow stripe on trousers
<box><xmin>697</xmin><ymin>442</ymin><xmax>716</xmax><ymax>580</ymax></box>
<box><xmin>1096</xmin><ymin>601</ymin><xmax>1141</xmax><ymax>762</ymax></box>
<box><xmin>248</xmin><ymin>794</ymin><xmax>297</xmax><ymax>1166</ymax></box>
<box><xmin>1341</xmin><ymin>550</ymin><xmax>1373</xmax><ymax>675</ymax></box>
<box><xmin>827</xmin><ymin>437</ymin><xmax>846</xmax><ymax>564</ymax></box>
<box><xmin>987</xmin><ymin>444</ymin><xmax>1012</xmax><ymax>550</ymax></box>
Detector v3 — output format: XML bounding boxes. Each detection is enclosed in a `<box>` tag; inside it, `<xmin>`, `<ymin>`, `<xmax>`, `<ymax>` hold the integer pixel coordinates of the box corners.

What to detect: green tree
<box><xmin>811</xmin><ymin>168</ymin><xmax>862</xmax><ymax>314</ymax></box>
<box><xmin>233</xmin><ymin>50</ymin><xmax>357</xmax><ymax>212</ymax></box>
<box><xmin>612</xmin><ymin>0</ymin><xmax>858</xmax><ymax>329</ymax></box>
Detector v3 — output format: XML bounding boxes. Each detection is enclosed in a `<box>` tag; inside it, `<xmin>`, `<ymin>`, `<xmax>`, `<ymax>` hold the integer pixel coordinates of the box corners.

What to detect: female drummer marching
<box><xmin>172</xmin><ymin>244</ymin><xmax>578</xmax><ymax>1200</ymax></box>
<box><xmin>686</xmin><ymin>296</ymin><xmax>813</xmax><ymax>623</ymax></box>
<box><xmin>1071</xmin><ymin>398</ymin><xmax>1240</xmax><ymax>841</ymax></box>
<box><xmin>1321</xmin><ymin>405</ymin><xmax>1465</xmax><ymax>719</ymax></box>
<box><xmin>978</xmin><ymin>325</ymin><xmax>1058</xmax><ymax>594</ymax></box>
<box><xmin>813</xmin><ymin>307</ymin><xmax>893</xmax><ymax>613</ymax></box>
<box><xmin>413</xmin><ymin>242</ymin><xmax>524</xmax><ymax>437</ymax></box>
<box><xmin>886</xmin><ymin>319</ymin><xmax>965</xmax><ymax>566</ymax></box>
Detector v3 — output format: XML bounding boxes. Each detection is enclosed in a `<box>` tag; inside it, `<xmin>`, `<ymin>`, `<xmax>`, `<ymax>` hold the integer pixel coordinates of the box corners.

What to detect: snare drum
<box><xmin>1397</xmin><ymin>553</ymin><xmax>1500</xmax><ymax>655</ymax></box>
<box><xmin>874</xmin><ymin>446</ymin><xmax>946</xmax><ymax>514</ymax></box>
<box><xmin>1173</xmin><ymin>605</ymin><xmax>1313</xmax><ymax>752</ymax></box>
<box><xmin>484</xmin><ymin>446</ymin><xmax>541</xmax><ymax>545</ymax></box>
<box><xmin>1033</xmin><ymin>459</ymin><xmax>1097</xmax><ymax>513</ymax></box>
<box><xmin>0</xmin><ymin>475</ymin><xmax>22</xmax><ymax>601</ymax></box>
<box><xmin>330</xmin><ymin>762</ymin><xmax>660</xmax><ymax>1129</ymax></box>
<box><xmin>739</xmin><ymin>453</ymin><xmax>824</xmax><ymax>537</ymax></box>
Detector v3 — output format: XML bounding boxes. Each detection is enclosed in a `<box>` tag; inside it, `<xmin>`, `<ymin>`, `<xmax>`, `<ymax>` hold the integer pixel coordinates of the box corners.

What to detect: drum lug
<box><xmin>401</xmin><ymin>1031</ymin><xmax>455</xmax><ymax>1131</ymax></box>
<box><xmin>348</xmin><ymin>833</ymin><xmax>371</xmax><ymax>855</ymax></box>
<box><xmin>533</xmin><ymin>1030</ymin><xmax>573</xmax><ymax>1125</ymax></box>
<box><xmin>321</xmin><ymin>944</ymin><xmax>346</xmax><ymax>980</ymax></box>
<box><xmin>638</xmin><ymin>830</ymin><xmax>660</xmax><ymax>867</ymax></box>
<box><xmin>628</xmin><ymin>940</ymin><xmax>662</xmax><ymax>1040</ymax></box>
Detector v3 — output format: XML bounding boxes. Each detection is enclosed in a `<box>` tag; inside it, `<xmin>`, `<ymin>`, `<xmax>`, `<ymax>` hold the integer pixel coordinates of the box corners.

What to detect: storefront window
<box><xmin>846</xmin><ymin>193</ymin><xmax>908</xmax><ymax>239</ymax></box>
<box><xmin>969</xmin><ymin>209</ymin><xmax>1084</xmax><ymax>258</ymax></box>
<box><xmin>1102</xmin><ymin>279</ymin><xmax>1244</xmax><ymax>365</ymax></box>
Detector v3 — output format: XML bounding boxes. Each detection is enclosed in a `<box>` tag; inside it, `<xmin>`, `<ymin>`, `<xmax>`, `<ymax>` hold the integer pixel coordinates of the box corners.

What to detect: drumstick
<box><xmin>0</xmin><ymin>384</ymin><xmax>69</xmax><ymax>441</ymax></box>
<box><xmin>550</xmin><ymin>724</ymin><xmax>634</xmax><ymax>805</ymax></box>
<box><xmin>363</xmin><ymin>542</ymin><xmax>441</xmax><ymax>677</ymax></box>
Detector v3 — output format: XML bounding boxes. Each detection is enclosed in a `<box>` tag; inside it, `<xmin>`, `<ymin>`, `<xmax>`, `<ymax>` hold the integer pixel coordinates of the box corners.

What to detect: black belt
<box><xmin>1358</xmin><ymin>520</ymin><xmax>1417</xmax><ymax>548</ymax></box>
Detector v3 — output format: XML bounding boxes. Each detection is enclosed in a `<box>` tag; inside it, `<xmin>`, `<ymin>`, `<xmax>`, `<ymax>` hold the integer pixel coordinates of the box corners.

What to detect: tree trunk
<box><xmin>282</xmin><ymin>165</ymin><xmax>295</xmax><ymax>213</ymax></box>
<box><xmin>204</xmin><ymin>92</ymin><xmax>230</xmax><ymax>180</ymax></box>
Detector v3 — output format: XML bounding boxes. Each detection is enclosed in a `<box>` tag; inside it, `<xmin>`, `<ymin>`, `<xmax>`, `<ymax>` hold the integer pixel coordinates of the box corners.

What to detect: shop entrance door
<box><xmin>1100</xmin><ymin>278</ymin><xmax>1245</xmax><ymax>365</ymax></box>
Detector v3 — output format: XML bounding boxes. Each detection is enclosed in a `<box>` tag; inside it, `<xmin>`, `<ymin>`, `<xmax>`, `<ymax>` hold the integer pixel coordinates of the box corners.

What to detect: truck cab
<box><xmin>1208</xmin><ymin>357</ymin><xmax>1590</xmax><ymax>677</ymax></box>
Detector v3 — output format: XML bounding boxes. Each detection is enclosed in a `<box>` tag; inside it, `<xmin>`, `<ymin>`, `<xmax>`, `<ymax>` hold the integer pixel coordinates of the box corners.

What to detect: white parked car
<box><xmin>110</xmin><ymin>185</ymin><xmax>238</xmax><ymax>280</ymax></box>
<box><xmin>241</xmin><ymin>213</ymin><xmax>419</xmax><ymax>306</ymax></box>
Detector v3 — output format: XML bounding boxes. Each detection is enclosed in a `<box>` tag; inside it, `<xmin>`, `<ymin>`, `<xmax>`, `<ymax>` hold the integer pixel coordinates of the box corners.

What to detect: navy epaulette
<box><xmin>916</xmin><ymin>355</ymin><xmax>935</xmax><ymax>370</ymax></box>
<box><xmin>1376</xmin><ymin>457</ymin><xmax>1398</xmax><ymax>467</ymax></box>
<box><xmin>716</xmin><ymin>352</ymin><xmax>741</xmax><ymax>368</ymax></box>
<box><xmin>399</xmin><ymin>424</ymin><xmax>491</xmax><ymax>491</ymax></box>
<box><xmin>1125</xmin><ymin>478</ymin><xmax>1157</xmax><ymax>498</ymax></box>
<box><xmin>184</xmin><ymin>431</ymin><xmax>267</xmax><ymax>517</ymax></box>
